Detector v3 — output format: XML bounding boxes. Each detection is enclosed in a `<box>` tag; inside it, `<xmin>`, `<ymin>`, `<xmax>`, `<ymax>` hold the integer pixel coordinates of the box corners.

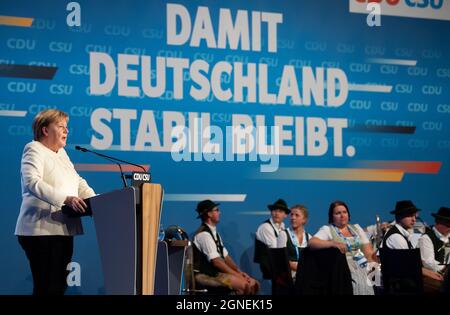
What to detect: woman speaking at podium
<box><xmin>15</xmin><ymin>109</ymin><xmax>96</xmax><ymax>295</ymax></box>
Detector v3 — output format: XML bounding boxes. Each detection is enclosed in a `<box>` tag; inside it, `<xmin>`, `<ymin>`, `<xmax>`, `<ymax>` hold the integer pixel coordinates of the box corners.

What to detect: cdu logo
<box><xmin>422</xmin><ymin>49</ymin><xmax>442</xmax><ymax>59</ymax></box>
<box><xmin>29</xmin><ymin>104</ymin><xmax>57</xmax><ymax>114</ymax></box>
<box><xmin>422</xmin><ymin>121</ymin><xmax>442</xmax><ymax>131</ymax></box>
<box><xmin>407</xmin><ymin>103</ymin><xmax>428</xmax><ymax>113</ymax></box>
<box><xmin>349</xmin><ymin>63</ymin><xmax>371</xmax><ymax>73</ymax></box>
<box><xmin>28</xmin><ymin>61</ymin><xmax>56</xmax><ymax>67</ymax></box>
<box><xmin>85</xmin><ymin>44</ymin><xmax>112</xmax><ymax>54</ymax></box>
<box><xmin>7</xmin><ymin>38</ymin><xmax>35</xmax><ymax>50</ymax></box>
<box><xmin>408</xmin><ymin>139</ymin><xmax>429</xmax><ymax>149</ymax></box>
<box><xmin>350</xmin><ymin>136</ymin><xmax>372</xmax><ymax>147</ymax></box>
<box><xmin>364</xmin><ymin>45</ymin><xmax>385</xmax><ymax>56</ymax></box>
<box><xmin>422</xmin><ymin>85</ymin><xmax>442</xmax><ymax>95</ymax></box>
<box><xmin>31</xmin><ymin>18</ymin><xmax>56</xmax><ymax>30</ymax></box>
<box><xmin>407</xmin><ymin>67</ymin><xmax>428</xmax><ymax>76</ymax></box>
<box><xmin>8</xmin><ymin>125</ymin><xmax>33</xmax><ymax>137</ymax></box>
<box><xmin>157</xmin><ymin>49</ymin><xmax>184</xmax><ymax>58</ymax></box>
<box><xmin>8</xmin><ymin>82</ymin><xmax>36</xmax><ymax>93</ymax></box>
<box><xmin>288</xmin><ymin>59</ymin><xmax>312</xmax><ymax>69</ymax></box>
<box><xmin>104</xmin><ymin>25</ymin><xmax>131</xmax><ymax>36</ymax></box>
<box><xmin>304</xmin><ymin>41</ymin><xmax>327</xmax><ymax>51</ymax></box>
<box><xmin>366</xmin><ymin>119</ymin><xmax>387</xmax><ymax>126</ymax></box>
<box><xmin>350</xmin><ymin>99</ymin><xmax>371</xmax><ymax>110</ymax></box>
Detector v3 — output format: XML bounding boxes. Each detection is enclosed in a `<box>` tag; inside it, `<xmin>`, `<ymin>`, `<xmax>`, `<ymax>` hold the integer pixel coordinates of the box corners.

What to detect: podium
<box><xmin>88</xmin><ymin>183</ymin><xmax>163</xmax><ymax>295</ymax></box>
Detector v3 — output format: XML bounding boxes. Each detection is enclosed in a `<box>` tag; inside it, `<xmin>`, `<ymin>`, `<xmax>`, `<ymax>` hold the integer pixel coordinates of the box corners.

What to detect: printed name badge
<box><xmin>131</xmin><ymin>172</ymin><xmax>151</xmax><ymax>186</ymax></box>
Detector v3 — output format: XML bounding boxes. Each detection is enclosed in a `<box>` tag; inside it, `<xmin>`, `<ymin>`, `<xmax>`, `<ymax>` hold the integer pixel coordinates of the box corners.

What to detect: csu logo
<box><xmin>395</xmin><ymin>84</ymin><xmax>413</xmax><ymax>94</ymax></box>
<box><xmin>436</xmin><ymin>68</ymin><xmax>450</xmax><ymax>78</ymax></box>
<box><xmin>69</xmin><ymin>64</ymin><xmax>89</xmax><ymax>75</ymax></box>
<box><xmin>354</xmin><ymin>0</ymin><xmax>443</xmax><ymax>9</ymax></box>
<box><xmin>380</xmin><ymin>101</ymin><xmax>398</xmax><ymax>111</ymax></box>
<box><xmin>350</xmin><ymin>1</ymin><xmax>448</xmax><ymax>21</ymax></box>
<box><xmin>49</xmin><ymin>41</ymin><xmax>72</xmax><ymax>53</ymax></box>
<box><xmin>50</xmin><ymin>84</ymin><xmax>73</xmax><ymax>95</ymax></box>
<box><xmin>437</xmin><ymin>104</ymin><xmax>450</xmax><ymax>113</ymax></box>
<box><xmin>380</xmin><ymin>65</ymin><xmax>398</xmax><ymax>74</ymax></box>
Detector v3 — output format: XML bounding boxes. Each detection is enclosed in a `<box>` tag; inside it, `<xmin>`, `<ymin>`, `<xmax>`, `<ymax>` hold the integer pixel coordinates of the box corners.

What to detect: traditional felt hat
<box><xmin>196</xmin><ymin>200</ymin><xmax>220</xmax><ymax>219</ymax></box>
<box><xmin>267</xmin><ymin>199</ymin><xmax>290</xmax><ymax>214</ymax></box>
<box><xmin>432</xmin><ymin>206</ymin><xmax>450</xmax><ymax>223</ymax></box>
<box><xmin>390</xmin><ymin>200</ymin><xmax>420</xmax><ymax>216</ymax></box>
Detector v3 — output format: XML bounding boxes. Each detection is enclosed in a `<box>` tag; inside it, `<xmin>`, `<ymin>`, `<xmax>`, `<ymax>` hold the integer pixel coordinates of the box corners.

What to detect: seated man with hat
<box><xmin>254</xmin><ymin>198</ymin><xmax>290</xmax><ymax>279</ymax></box>
<box><xmin>382</xmin><ymin>200</ymin><xmax>444</xmax><ymax>283</ymax></box>
<box><xmin>382</xmin><ymin>200</ymin><xmax>421</xmax><ymax>250</ymax></box>
<box><xmin>418</xmin><ymin>207</ymin><xmax>450</xmax><ymax>275</ymax></box>
<box><xmin>193</xmin><ymin>200</ymin><xmax>259</xmax><ymax>295</ymax></box>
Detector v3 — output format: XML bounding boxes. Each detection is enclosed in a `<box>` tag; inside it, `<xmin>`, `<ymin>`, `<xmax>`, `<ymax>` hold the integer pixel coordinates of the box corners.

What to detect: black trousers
<box><xmin>18</xmin><ymin>235</ymin><xmax>74</xmax><ymax>295</ymax></box>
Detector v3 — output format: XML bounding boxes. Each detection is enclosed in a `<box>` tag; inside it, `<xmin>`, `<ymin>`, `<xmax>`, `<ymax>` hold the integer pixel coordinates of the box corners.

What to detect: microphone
<box><xmin>75</xmin><ymin>146</ymin><xmax>147</xmax><ymax>187</ymax></box>
<box><xmin>75</xmin><ymin>146</ymin><xmax>147</xmax><ymax>172</ymax></box>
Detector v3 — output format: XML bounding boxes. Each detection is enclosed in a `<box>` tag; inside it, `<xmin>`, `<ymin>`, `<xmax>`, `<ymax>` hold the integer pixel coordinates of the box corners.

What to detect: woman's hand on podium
<box><xmin>64</xmin><ymin>196</ymin><xmax>87</xmax><ymax>213</ymax></box>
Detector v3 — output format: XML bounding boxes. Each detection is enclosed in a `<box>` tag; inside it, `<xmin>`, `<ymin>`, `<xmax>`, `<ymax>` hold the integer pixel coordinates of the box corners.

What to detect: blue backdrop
<box><xmin>1</xmin><ymin>0</ymin><xmax>449</xmax><ymax>294</ymax></box>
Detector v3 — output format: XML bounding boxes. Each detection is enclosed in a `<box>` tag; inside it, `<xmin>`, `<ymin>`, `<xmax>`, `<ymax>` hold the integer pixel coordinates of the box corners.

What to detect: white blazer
<box><xmin>15</xmin><ymin>141</ymin><xmax>96</xmax><ymax>236</ymax></box>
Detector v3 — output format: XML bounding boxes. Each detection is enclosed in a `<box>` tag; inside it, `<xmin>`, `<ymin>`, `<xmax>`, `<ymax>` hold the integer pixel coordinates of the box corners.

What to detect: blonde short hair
<box><xmin>32</xmin><ymin>109</ymin><xmax>69</xmax><ymax>141</ymax></box>
<box><xmin>290</xmin><ymin>204</ymin><xmax>309</xmax><ymax>219</ymax></box>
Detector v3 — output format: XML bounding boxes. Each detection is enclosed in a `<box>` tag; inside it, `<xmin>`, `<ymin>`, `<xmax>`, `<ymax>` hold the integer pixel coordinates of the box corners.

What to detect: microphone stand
<box><xmin>75</xmin><ymin>146</ymin><xmax>147</xmax><ymax>188</ymax></box>
<box><xmin>75</xmin><ymin>146</ymin><xmax>147</xmax><ymax>172</ymax></box>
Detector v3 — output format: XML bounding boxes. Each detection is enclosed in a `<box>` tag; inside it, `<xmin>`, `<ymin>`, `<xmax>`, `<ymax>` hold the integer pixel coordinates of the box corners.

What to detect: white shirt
<box><xmin>313</xmin><ymin>224</ymin><xmax>369</xmax><ymax>245</ymax></box>
<box><xmin>418</xmin><ymin>227</ymin><xmax>449</xmax><ymax>272</ymax></box>
<box><xmin>365</xmin><ymin>221</ymin><xmax>425</xmax><ymax>243</ymax></box>
<box><xmin>256</xmin><ymin>218</ymin><xmax>285</xmax><ymax>249</ymax></box>
<box><xmin>384</xmin><ymin>224</ymin><xmax>413</xmax><ymax>249</ymax></box>
<box><xmin>15</xmin><ymin>141</ymin><xmax>95</xmax><ymax>236</ymax></box>
<box><xmin>277</xmin><ymin>229</ymin><xmax>311</xmax><ymax>248</ymax></box>
<box><xmin>193</xmin><ymin>223</ymin><xmax>229</xmax><ymax>262</ymax></box>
